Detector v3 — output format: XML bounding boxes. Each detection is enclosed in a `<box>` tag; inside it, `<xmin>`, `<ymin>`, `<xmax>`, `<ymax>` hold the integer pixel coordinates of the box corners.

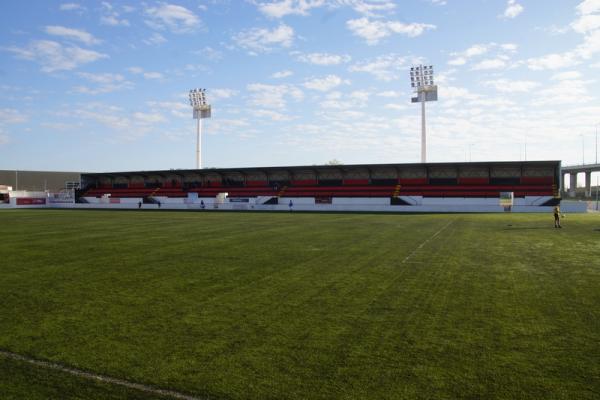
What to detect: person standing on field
<box><xmin>554</xmin><ymin>205</ymin><xmax>562</xmax><ymax>228</ymax></box>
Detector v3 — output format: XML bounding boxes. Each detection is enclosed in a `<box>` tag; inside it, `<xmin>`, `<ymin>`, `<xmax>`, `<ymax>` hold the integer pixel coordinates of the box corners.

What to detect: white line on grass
<box><xmin>401</xmin><ymin>219</ymin><xmax>456</xmax><ymax>264</ymax></box>
<box><xmin>0</xmin><ymin>350</ymin><xmax>204</xmax><ymax>400</ymax></box>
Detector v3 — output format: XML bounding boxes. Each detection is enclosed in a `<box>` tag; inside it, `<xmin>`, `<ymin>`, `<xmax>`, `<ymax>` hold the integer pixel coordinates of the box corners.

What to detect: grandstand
<box><xmin>79</xmin><ymin>160</ymin><xmax>560</xmax><ymax>212</ymax></box>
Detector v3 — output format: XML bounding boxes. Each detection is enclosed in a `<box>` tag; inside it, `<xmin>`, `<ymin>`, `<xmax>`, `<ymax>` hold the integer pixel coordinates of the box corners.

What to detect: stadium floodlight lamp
<box><xmin>409</xmin><ymin>64</ymin><xmax>438</xmax><ymax>163</ymax></box>
<box><xmin>189</xmin><ymin>88</ymin><xmax>212</xmax><ymax>169</ymax></box>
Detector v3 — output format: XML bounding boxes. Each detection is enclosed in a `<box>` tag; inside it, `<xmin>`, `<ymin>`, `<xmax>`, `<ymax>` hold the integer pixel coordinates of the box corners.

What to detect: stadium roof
<box><xmin>82</xmin><ymin>160</ymin><xmax>561</xmax><ymax>178</ymax></box>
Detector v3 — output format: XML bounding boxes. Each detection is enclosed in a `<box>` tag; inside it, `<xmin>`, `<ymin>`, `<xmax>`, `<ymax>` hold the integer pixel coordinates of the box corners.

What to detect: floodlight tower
<box><xmin>189</xmin><ymin>88</ymin><xmax>211</xmax><ymax>169</ymax></box>
<box><xmin>410</xmin><ymin>65</ymin><xmax>438</xmax><ymax>163</ymax></box>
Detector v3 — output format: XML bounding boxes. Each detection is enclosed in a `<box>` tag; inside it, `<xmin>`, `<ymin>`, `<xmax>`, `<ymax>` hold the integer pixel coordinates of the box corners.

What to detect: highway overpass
<box><xmin>561</xmin><ymin>163</ymin><xmax>600</xmax><ymax>197</ymax></box>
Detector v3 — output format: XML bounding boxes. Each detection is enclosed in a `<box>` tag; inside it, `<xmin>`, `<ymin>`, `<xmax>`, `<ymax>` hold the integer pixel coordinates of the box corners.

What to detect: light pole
<box><xmin>189</xmin><ymin>88</ymin><xmax>211</xmax><ymax>169</ymax></box>
<box><xmin>581</xmin><ymin>134</ymin><xmax>585</xmax><ymax>165</ymax></box>
<box><xmin>596</xmin><ymin>176</ymin><xmax>599</xmax><ymax>211</ymax></box>
<box><xmin>410</xmin><ymin>65</ymin><xmax>438</xmax><ymax>163</ymax></box>
<box><xmin>595</xmin><ymin>124</ymin><xmax>598</xmax><ymax>165</ymax></box>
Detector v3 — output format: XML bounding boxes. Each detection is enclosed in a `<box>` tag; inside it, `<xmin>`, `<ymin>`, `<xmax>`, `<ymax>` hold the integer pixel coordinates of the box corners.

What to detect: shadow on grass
<box><xmin>503</xmin><ymin>226</ymin><xmax>551</xmax><ymax>230</ymax></box>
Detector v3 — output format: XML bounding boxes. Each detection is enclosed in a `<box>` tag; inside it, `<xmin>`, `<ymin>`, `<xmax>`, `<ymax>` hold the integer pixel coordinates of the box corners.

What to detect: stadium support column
<box><xmin>421</xmin><ymin>93</ymin><xmax>426</xmax><ymax>163</ymax></box>
<box><xmin>585</xmin><ymin>171</ymin><xmax>592</xmax><ymax>197</ymax></box>
<box><xmin>569</xmin><ymin>173</ymin><xmax>577</xmax><ymax>198</ymax></box>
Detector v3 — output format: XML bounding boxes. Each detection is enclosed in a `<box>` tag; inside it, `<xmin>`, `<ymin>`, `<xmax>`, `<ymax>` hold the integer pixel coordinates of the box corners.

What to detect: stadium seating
<box><xmin>82</xmin><ymin>179</ymin><xmax>554</xmax><ymax>199</ymax></box>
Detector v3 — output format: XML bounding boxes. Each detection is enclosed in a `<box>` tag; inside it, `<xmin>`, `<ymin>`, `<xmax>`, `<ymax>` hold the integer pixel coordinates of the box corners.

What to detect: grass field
<box><xmin>1</xmin><ymin>209</ymin><xmax>599</xmax><ymax>399</ymax></box>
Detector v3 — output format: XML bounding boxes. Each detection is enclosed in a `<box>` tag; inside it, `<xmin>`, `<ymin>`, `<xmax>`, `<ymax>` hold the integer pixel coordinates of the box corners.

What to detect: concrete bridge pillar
<box><xmin>569</xmin><ymin>173</ymin><xmax>577</xmax><ymax>198</ymax></box>
<box><xmin>585</xmin><ymin>171</ymin><xmax>592</xmax><ymax>197</ymax></box>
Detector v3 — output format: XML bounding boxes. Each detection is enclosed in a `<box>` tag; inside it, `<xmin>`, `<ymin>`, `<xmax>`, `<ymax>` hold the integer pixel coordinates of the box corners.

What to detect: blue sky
<box><xmin>1</xmin><ymin>0</ymin><xmax>600</xmax><ymax>172</ymax></box>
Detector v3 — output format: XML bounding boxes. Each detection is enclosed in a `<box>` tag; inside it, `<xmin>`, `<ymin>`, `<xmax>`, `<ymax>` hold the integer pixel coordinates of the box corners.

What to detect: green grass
<box><xmin>0</xmin><ymin>209</ymin><xmax>599</xmax><ymax>399</ymax></box>
<box><xmin>0</xmin><ymin>357</ymin><xmax>165</xmax><ymax>400</ymax></box>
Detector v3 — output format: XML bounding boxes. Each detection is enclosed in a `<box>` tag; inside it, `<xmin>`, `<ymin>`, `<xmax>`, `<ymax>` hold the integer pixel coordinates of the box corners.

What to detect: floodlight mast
<box><xmin>410</xmin><ymin>65</ymin><xmax>437</xmax><ymax>163</ymax></box>
<box><xmin>189</xmin><ymin>88</ymin><xmax>211</xmax><ymax>169</ymax></box>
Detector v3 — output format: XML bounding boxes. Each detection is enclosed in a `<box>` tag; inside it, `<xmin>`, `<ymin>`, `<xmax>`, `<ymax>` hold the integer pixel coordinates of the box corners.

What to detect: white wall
<box><xmin>12</xmin><ymin>195</ymin><xmax>585</xmax><ymax>213</ymax></box>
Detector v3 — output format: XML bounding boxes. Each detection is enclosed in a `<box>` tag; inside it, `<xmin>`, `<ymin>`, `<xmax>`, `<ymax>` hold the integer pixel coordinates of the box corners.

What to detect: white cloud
<box><xmin>254</xmin><ymin>109</ymin><xmax>294</xmax><ymax>121</ymax></box>
<box><xmin>576</xmin><ymin>0</ymin><xmax>600</xmax><ymax>15</ymax></box>
<box><xmin>484</xmin><ymin>79</ymin><xmax>540</xmax><ymax>93</ymax></box>
<box><xmin>527</xmin><ymin>52</ymin><xmax>579</xmax><ymax>70</ymax></box>
<box><xmin>448</xmin><ymin>57</ymin><xmax>466</xmax><ymax>66</ymax></box>
<box><xmin>439</xmin><ymin>86</ymin><xmax>481</xmax><ymax>108</ymax></box>
<box><xmin>384</xmin><ymin>103</ymin><xmax>408</xmax><ymax>111</ymax></box>
<box><xmin>272</xmin><ymin>70</ymin><xmax>293</xmax><ymax>78</ymax></box>
<box><xmin>343</xmin><ymin>0</ymin><xmax>396</xmax><ymax>17</ymax></box>
<box><xmin>0</xmin><ymin>134</ymin><xmax>9</xmax><ymax>145</ymax></box>
<box><xmin>346</xmin><ymin>17</ymin><xmax>435</xmax><ymax>45</ymax></box>
<box><xmin>434</xmin><ymin>69</ymin><xmax>457</xmax><ymax>85</ymax></box>
<box><xmin>143</xmin><ymin>33</ymin><xmax>167</xmax><ymax>46</ymax></box>
<box><xmin>60</xmin><ymin>3</ymin><xmax>84</xmax><ymax>11</ymax></box>
<box><xmin>78</xmin><ymin>72</ymin><xmax>125</xmax><ymax>84</ymax></box>
<box><xmin>127</xmin><ymin>67</ymin><xmax>163</xmax><ymax>80</ymax></box>
<box><xmin>145</xmin><ymin>4</ymin><xmax>201</xmax><ymax>33</ymax></box>
<box><xmin>528</xmin><ymin>2</ymin><xmax>600</xmax><ymax>70</ymax></box>
<box><xmin>0</xmin><ymin>108</ymin><xmax>27</xmax><ymax>124</ymax></box>
<box><xmin>448</xmin><ymin>42</ymin><xmax>516</xmax><ymax>67</ymax></box>
<box><xmin>533</xmin><ymin>79</ymin><xmax>592</xmax><ymax>106</ymax></box>
<box><xmin>101</xmin><ymin>14</ymin><xmax>130</xmax><ymax>26</ymax></box>
<box><xmin>464</xmin><ymin>44</ymin><xmax>491</xmax><ymax>57</ymax></box>
<box><xmin>133</xmin><ymin>112</ymin><xmax>166</xmax><ymax>124</ymax></box>
<box><xmin>501</xmin><ymin>0</ymin><xmax>524</xmax><ymax>19</ymax></box>
<box><xmin>572</xmin><ymin>12</ymin><xmax>600</xmax><ymax>33</ymax></box>
<box><xmin>303</xmin><ymin>75</ymin><xmax>347</xmax><ymax>91</ymax></box>
<box><xmin>577</xmin><ymin>28</ymin><xmax>600</xmax><ymax>58</ymax></box>
<box><xmin>143</xmin><ymin>72</ymin><xmax>163</xmax><ymax>79</ymax></box>
<box><xmin>74</xmin><ymin>106</ymin><xmax>129</xmax><ymax>131</ymax></box>
<box><xmin>254</xmin><ymin>0</ymin><xmax>396</xmax><ymax>19</ymax></box>
<box><xmin>193</xmin><ymin>46</ymin><xmax>223</xmax><ymax>61</ymax></box>
<box><xmin>234</xmin><ymin>24</ymin><xmax>294</xmax><ymax>54</ymax></box>
<box><xmin>551</xmin><ymin>71</ymin><xmax>583</xmax><ymax>80</ymax></box>
<box><xmin>147</xmin><ymin>101</ymin><xmax>188</xmax><ymax>117</ymax></box>
<box><xmin>99</xmin><ymin>2</ymin><xmax>130</xmax><ymax>26</ymax></box>
<box><xmin>44</xmin><ymin>25</ymin><xmax>101</xmax><ymax>45</ymax></box>
<box><xmin>295</xmin><ymin>52</ymin><xmax>351</xmax><ymax>65</ymax></box>
<box><xmin>319</xmin><ymin>90</ymin><xmax>370</xmax><ymax>110</ymax></box>
<box><xmin>211</xmin><ymin>88</ymin><xmax>239</xmax><ymax>100</ymax></box>
<box><xmin>349</xmin><ymin>54</ymin><xmax>416</xmax><ymax>81</ymax></box>
<box><xmin>448</xmin><ymin>44</ymin><xmax>490</xmax><ymax>65</ymax></box>
<box><xmin>471</xmin><ymin>58</ymin><xmax>507</xmax><ymax>70</ymax></box>
<box><xmin>246</xmin><ymin>83</ymin><xmax>303</xmax><ymax>109</ymax></box>
<box><xmin>257</xmin><ymin>0</ymin><xmax>326</xmax><ymax>18</ymax></box>
<box><xmin>501</xmin><ymin>43</ymin><xmax>518</xmax><ymax>51</ymax></box>
<box><xmin>377</xmin><ymin>90</ymin><xmax>402</xmax><ymax>97</ymax></box>
<box><xmin>74</xmin><ymin>72</ymin><xmax>133</xmax><ymax>94</ymax></box>
<box><xmin>72</xmin><ymin>103</ymin><xmax>166</xmax><ymax>141</ymax></box>
<box><xmin>5</xmin><ymin>40</ymin><xmax>108</xmax><ymax>72</ymax></box>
